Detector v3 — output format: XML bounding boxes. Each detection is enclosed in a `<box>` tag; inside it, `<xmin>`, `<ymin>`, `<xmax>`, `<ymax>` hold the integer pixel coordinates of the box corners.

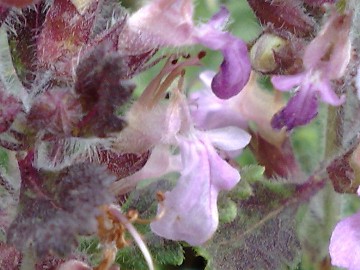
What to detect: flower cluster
<box><xmin>0</xmin><ymin>0</ymin><xmax>359</xmax><ymax>269</ymax></box>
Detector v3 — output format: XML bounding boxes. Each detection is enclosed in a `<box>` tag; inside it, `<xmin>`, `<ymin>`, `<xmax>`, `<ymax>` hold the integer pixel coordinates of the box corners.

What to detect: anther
<box><xmin>198</xmin><ymin>50</ymin><xmax>207</xmax><ymax>59</ymax></box>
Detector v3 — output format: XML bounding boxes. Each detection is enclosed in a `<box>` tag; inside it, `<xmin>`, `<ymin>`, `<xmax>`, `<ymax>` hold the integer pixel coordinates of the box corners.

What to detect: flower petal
<box><xmin>329</xmin><ymin>211</ymin><xmax>360</xmax><ymax>270</ymax></box>
<box><xmin>205</xmin><ymin>127</ymin><xmax>251</xmax><ymax>152</ymax></box>
<box><xmin>189</xmin><ymin>87</ymin><xmax>246</xmax><ymax>130</ymax></box>
<box><xmin>271</xmin><ymin>88</ymin><xmax>318</xmax><ymax>131</ymax></box>
<box><xmin>316</xmin><ymin>79</ymin><xmax>345</xmax><ymax>106</ymax></box>
<box><xmin>196</xmin><ymin>8</ymin><xmax>251</xmax><ymax>99</ymax></box>
<box><xmin>150</xmin><ymin>136</ymin><xmax>239</xmax><ymax>245</ymax></box>
<box><xmin>127</xmin><ymin>0</ymin><xmax>194</xmax><ymax>46</ymax></box>
<box><xmin>271</xmin><ymin>73</ymin><xmax>305</xmax><ymax>92</ymax></box>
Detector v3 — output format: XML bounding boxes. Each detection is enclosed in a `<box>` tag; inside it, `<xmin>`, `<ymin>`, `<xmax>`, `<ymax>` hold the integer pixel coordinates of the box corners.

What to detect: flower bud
<box><xmin>250</xmin><ymin>33</ymin><xmax>288</xmax><ymax>73</ymax></box>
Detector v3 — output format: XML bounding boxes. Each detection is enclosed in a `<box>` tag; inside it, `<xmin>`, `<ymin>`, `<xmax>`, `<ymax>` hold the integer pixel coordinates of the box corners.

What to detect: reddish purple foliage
<box><xmin>0</xmin><ymin>0</ymin><xmax>39</xmax><ymax>7</ymax></box>
<box><xmin>247</xmin><ymin>0</ymin><xmax>315</xmax><ymax>37</ymax></box>
<box><xmin>98</xmin><ymin>150</ymin><xmax>150</xmax><ymax>180</ymax></box>
<box><xmin>0</xmin><ymin>243</ymin><xmax>21</xmax><ymax>270</ymax></box>
<box><xmin>0</xmin><ymin>87</ymin><xmax>22</xmax><ymax>133</ymax></box>
<box><xmin>37</xmin><ymin>0</ymin><xmax>97</xmax><ymax>77</ymax></box>
<box><xmin>7</xmin><ymin>153</ymin><xmax>116</xmax><ymax>257</ymax></box>
<box><xmin>28</xmin><ymin>87</ymin><xmax>83</xmax><ymax>136</ymax></box>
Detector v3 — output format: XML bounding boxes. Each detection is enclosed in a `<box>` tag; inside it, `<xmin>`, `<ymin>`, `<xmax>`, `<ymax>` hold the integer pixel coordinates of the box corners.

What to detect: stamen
<box><xmin>108</xmin><ymin>204</ymin><xmax>155</xmax><ymax>270</ymax></box>
<box><xmin>150</xmin><ymin>56</ymin><xmax>201</xmax><ymax>106</ymax></box>
<box><xmin>137</xmin><ymin>52</ymin><xmax>203</xmax><ymax>108</ymax></box>
<box><xmin>137</xmin><ymin>56</ymin><xmax>176</xmax><ymax>107</ymax></box>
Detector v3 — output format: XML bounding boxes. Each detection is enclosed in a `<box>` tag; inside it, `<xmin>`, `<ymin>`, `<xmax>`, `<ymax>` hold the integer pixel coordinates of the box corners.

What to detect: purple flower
<box><xmin>108</xmin><ymin>53</ymin><xmax>251</xmax><ymax>245</ymax></box>
<box><xmin>330</xmin><ymin>209</ymin><xmax>360</xmax><ymax>270</ymax></box>
<box><xmin>189</xmin><ymin>71</ymin><xmax>247</xmax><ymax>131</ymax></box>
<box><xmin>151</xmin><ymin>127</ymin><xmax>250</xmax><ymax>245</ymax></box>
<box><xmin>271</xmin><ymin>11</ymin><xmax>351</xmax><ymax>130</ymax></box>
<box><xmin>128</xmin><ymin>1</ymin><xmax>251</xmax><ymax>99</ymax></box>
<box><xmin>190</xmin><ymin>71</ymin><xmax>285</xmax><ymax>147</ymax></box>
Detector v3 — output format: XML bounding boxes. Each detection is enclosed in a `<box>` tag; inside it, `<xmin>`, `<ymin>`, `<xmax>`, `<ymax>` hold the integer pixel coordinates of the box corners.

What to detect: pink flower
<box><xmin>190</xmin><ymin>71</ymin><xmax>285</xmax><ymax>147</ymax></box>
<box><xmin>271</xmin><ymin>11</ymin><xmax>351</xmax><ymax>130</ymax></box>
<box><xmin>329</xmin><ymin>188</ymin><xmax>360</xmax><ymax>270</ymax></box>
<box><xmin>111</xmin><ymin>55</ymin><xmax>251</xmax><ymax>245</ymax></box>
<box><xmin>128</xmin><ymin>1</ymin><xmax>251</xmax><ymax>99</ymax></box>
<box><xmin>151</xmin><ymin>127</ymin><xmax>250</xmax><ymax>245</ymax></box>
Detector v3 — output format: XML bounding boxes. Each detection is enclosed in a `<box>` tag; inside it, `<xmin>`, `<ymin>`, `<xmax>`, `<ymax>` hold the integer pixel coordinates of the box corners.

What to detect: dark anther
<box><xmin>198</xmin><ymin>51</ymin><xmax>207</xmax><ymax>59</ymax></box>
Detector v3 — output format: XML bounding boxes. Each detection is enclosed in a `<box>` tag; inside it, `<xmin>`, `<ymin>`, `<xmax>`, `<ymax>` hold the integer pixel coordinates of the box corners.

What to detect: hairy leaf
<box><xmin>75</xmin><ymin>43</ymin><xmax>134</xmax><ymax>137</ymax></box>
<box><xmin>0</xmin><ymin>242</ymin><xmax>21</xmax><ymax>270</ymax></box>
<box><xmin>98</xmin><ymin>150</ymin><xmax>150</xmax><ymax>180</ymax></box>
<box><xmin>0</xmin><ymin>26</ymin><xmax>29</xmax><ymax>111</ymax></box>
<box><xmin>27</xmin><ymin>87</ymin><xmax>83</xmax><ymax>136</ymax></box>
<box><xmin>0</xmin><ymin>8</ymin><xmax>8</xmax><ymax>27</ymax></box>
<box><xmin>37</xmin><ymin>0</ymin><xmax>97</xmax><ymax>77</ymax></box>
<box><xmin>297</xmin><ymin>183</ymin><xmax>341</xmax><ymax>269</ymax></box>
<box><xmin>8</xmin><ymin>2</ymin><xmax>47</xmax><ymax>87</ymax></box>
<box><xmin>247</xmin><ymin>0</ymin><xmax>315</xmax><ymax>38</ymax></box>
<box><xmin>34</xmin><ymin>136</ymin><xmax>111</xmax><ymax>171</ymax></box>
<box><xmin>0</xmin><ymin>150</ymin><xmax>20</xmax><ymax>235</ymax></box>
<box><xmin>197</xmin><ymin>169</ymin><xmax>325</xmax><ymax>270</ymax></box>
<box><xmin>0</xmin><ymin>0</ymin><xmax>40</xmax><ymax>7</ymax></box>
<box><xmin>90</xmin><ymin>0</ymin><xmax>127</xmax><ymax>38</ymax></box>
<box><xmin>7</xmin><ymin>154</ymin><xmax>116</xmax><ymax>257</ymax></box>
<box><xmin>0</xmin><ymin>82</ymin><xmax>21</xmax><ymax>133</ymax></box>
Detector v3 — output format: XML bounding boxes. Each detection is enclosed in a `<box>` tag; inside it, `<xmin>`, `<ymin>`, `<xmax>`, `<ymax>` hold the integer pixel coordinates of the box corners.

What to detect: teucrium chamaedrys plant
<box><xmin>0</xmin><ymin>0</ymin><xmax>360</xmax><ymax>269</ymax></box>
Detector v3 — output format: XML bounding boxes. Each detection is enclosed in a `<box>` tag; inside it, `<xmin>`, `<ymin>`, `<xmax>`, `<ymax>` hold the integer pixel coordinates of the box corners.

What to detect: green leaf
<box><xmin>116</xmin><ymin>235</ymin><xmax>184</xmax><ymax>270</ymax></box>
<box><xmin>218</xmin><ymin>197</ymin><xmax>237</xmax><ymax>224</ymax></box>
<box><xmin>228</xmin><ymin>165</ymin><xmax>265</xmax><ymax>200</ymax></box>
<box><xmin>116</xmin><ymin>180</ymin><xmax>184</xmax><ymax>269</ymax></box>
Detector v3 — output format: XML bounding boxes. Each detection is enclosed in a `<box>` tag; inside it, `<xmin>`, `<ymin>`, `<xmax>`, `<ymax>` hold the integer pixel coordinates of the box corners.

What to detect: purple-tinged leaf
<box><xmin>247</xmin><ymin>0</ymin><xmax>315</xmax><ymax>38</ymax></box>
<box><xmin>7</xmin><ymin>2</ymin><xmax>47</xmax><ymax>87</ymax></box>
<box><xmin>90</xmin><ymin>0</ymin><xmax>126</xmax><ymax>38</ymax></box>
<box><xmin>0</xmin><ymin>0</ymin><xmax>39</xmax><ymax>7</ymax></box>
<box><xmin>303</xmin><ymin>0</ymin><xmax>336</xmax><ymax>6</ymax></box>
<box><xmin>0</xmin><ymin>7</ymin><xmax>8</xmax><ymax>27</ymax></box>
<box><xmin>327</xmin><ymin>149</ymin><xmax>357</xmax><ymax>194</ymax></box>
<box><xmin>0</xmin><ymin>84</ymin><xmax>22</xmax><ymax>133</ymax></box>
<box><xmin>7</xmin><ymin>154</ymin><xmax>116</xmax><ymax>257</ymax></box>
<box><xmin>27</xmin><ymin>87</ymin><xmax>83</xmax><ymax>136</ymax></box>
<box><xmin>0</xmin><ymin>243</ymin><xmax>21</xmax><ymax>270</ymax></box>
<box><xmin>197</xmin><ymin>177</ymin><xmax>325</xmax><ymax>269</ymax></box>
<box><xmin>271</xmin><ymin>90</ymin><xmax>319</xmax><ymax>131</ymax></box>
<box><xmin>0</xmin><ymin>167</ymin><xmax>20</xmax><ymax>234</ymax></box>
<box><xmin>98</xmin><ymin>150</ymin><xmax>150</xmax><ymax>180</ymax></box>
<box><xmin>34</xmin><ymin>136</ymin><xmax>112</xmax><ymax>171</ymax></box>
<box><xmin>249</xmin><ymin>132</ymin><xmax>299</xmax><ymax>178</ymax></box>
<box><xmin>0</xmin><ymin>27</ymin><xmax>29</xmax><ymax>111</ymax></box>
<box><xmin>37</xmin><ymin>0</ymin><xmax>97</xmax><ymax>77</ymax></box>
<box><xmin>34</xmin><ymin>253</ymin><xmax>89</xmax><ymax>270</ymax></box>
<box><xmin>75</xmin><ymin>44</ymin><xmax>134</xmax><ymax>137</ymax></box>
